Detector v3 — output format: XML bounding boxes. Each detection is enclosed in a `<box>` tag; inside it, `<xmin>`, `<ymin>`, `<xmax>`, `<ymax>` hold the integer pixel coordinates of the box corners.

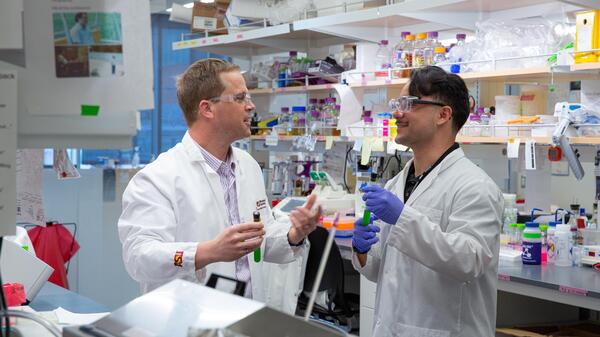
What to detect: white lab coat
<box><xmin>118</xmin><ymin>133</ymin><xmax>307</xmax><ymax>314</ymax></box>
<box><xmin>353</xmin><ymin>148</ymin><xmax>503</xmax><ymax>337</ymax></box>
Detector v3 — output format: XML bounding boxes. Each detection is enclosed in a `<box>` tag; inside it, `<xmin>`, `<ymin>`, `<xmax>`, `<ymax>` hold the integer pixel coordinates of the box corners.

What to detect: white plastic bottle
<box><xmin>547</xmin><ymin>221</ymin><xmax>557</xmax><ymax>264</ymax></box>
<box><xmin>554</xmin><ymin>224</ymin><xmax>573</xmax><ymax>267</ymax></box>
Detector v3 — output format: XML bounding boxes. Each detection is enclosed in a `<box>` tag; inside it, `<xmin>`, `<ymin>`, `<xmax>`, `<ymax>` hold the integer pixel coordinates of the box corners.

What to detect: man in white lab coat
<box><xmin>352</xmin><ymin>66</ymin><xmax>503</xmax><ymax>337</ymax></box>
<box><xmin>118</xmin><ymin>59</ymin><xmax>321</xmax><ymax>313</ymax></box>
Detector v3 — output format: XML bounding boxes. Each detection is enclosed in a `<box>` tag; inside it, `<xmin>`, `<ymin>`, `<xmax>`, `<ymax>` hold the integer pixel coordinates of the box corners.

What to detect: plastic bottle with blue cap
<box><xmin>522</xmin><ymin>208</ymin><xmax>543</xmax><ymax>265</ymax></box>
<box><xmin>547</xmin><ymin>208</ymin><xmax>566</xmax><ymax>265</ymax></box>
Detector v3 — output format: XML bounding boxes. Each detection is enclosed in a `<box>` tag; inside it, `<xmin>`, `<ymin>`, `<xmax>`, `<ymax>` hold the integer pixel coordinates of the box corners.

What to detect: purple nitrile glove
<box><xmin>362</xmin><ymin>185</ymin><xmax>404</xmax><ymax>225</ymax></box>
<box><xmin>352</xmin><ymin>216</ymin><xmax>380</xmax><ymax>254</ymax></box>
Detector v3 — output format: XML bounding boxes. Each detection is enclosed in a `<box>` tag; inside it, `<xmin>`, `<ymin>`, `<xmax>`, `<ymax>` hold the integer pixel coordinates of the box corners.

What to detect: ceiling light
<box><xmin>166</xmin><ymin>7</ymin><xmax>173</xmax><ymax>12</ymax></box>
<box><xmin>200</xmin><ymin>0</ymin><xmax>215</xmax><ymax>3</ymax></box>
<box><xmin>183</xmin><ymin>2</ymin><xmax>194</xmax><ymax>8</ymax></box>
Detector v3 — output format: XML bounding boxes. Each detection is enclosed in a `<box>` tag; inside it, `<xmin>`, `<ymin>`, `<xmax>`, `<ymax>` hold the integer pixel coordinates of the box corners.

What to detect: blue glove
<box><xmin>362</xmin><ymin>185</ymin><xmax>404</xmax><ymax>225</ymax></box>
<box><xmin>352</xmin><ymin>216</ymin><xmax>380</xmax><ymax>254</ymax></box>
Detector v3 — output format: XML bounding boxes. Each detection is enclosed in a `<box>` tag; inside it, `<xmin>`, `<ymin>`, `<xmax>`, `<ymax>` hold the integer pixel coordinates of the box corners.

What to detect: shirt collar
<box><xmin>196</xmin><ymin>143</ymin><xmax>236</xmax><ymax>173</ymax></box>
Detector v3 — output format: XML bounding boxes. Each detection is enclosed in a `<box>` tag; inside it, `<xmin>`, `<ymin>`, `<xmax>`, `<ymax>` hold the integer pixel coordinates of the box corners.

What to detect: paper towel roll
<box><xmin>169</xmin><ymin>3</ymin><xmax>193</xmax><ymax>24</ymax></box>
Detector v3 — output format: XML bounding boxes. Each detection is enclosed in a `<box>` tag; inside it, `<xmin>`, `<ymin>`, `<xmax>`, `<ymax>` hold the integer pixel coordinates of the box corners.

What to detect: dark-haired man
<box><xmin>352</xmin><ymin>66</ymin><xmax>503</xmax><ymax>337</ymax></box>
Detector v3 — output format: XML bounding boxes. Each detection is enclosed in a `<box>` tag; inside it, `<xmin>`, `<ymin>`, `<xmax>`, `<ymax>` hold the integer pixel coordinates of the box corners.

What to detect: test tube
<box><xmin>361</xmin><ymin>183</ymin><xmax>371</xmax><ymax>226</ymax></box>
<box><xmin>253</xmin><ymin>211</ymin><xmax>262</xmax><ymax>263</ymax></box>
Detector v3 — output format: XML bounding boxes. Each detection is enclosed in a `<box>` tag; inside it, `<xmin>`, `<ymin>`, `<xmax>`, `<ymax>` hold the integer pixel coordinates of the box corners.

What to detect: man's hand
<box><xmin>195</xmin><ymin>223</ymin><xmax>264</xmax><ymax>270</ymax></box>
<box><xmin>287</xmin><ymin>194</ymin><xmax>322</xmax><ymax>245</ymax></box>
<box><xmin>362</xmin><ymin>185</ymin><xmax>405</xmax><ymax>225</ymax></box>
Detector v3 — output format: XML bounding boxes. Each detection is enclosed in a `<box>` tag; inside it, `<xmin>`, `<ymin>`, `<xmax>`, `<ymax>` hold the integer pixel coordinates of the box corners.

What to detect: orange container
<box><xmin>322</xmin><ymin>216</ymin><xmax>355</xmax><ymax>230</ymax></box>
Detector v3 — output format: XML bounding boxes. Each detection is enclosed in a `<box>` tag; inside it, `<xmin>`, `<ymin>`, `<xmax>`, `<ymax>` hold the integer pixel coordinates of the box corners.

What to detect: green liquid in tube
<box><xmin>362</xmin><ymin>210</ymin><xmax>371</xmax><ymax>226</ymax></box>
<box><xmin>253</xmin><ymin>211</ymin><xmax>262</xmax><ymax>263</ymax></box>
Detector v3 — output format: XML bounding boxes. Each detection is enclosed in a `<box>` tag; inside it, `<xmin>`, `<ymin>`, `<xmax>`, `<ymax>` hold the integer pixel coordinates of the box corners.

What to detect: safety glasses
<box><xmin>388</xmin><ymin>96</ymin><xmax>446</xmax><ymax>113</ymax></box>
<box><xmin>208</xmin><ymin>92</ymin><xmax>253</xmax><ymax>105</ymax></box>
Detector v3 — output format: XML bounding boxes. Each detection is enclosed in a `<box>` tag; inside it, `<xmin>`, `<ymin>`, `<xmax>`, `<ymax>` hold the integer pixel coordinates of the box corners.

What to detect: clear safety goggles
<box><xmin>388</xmin><ymin>96</ymin><xmax>446</xmax><ymax>113</ymax></box>
<box><xmin>209</xmin><ymin>92</ymin><xmax>253</xmax><ymax>105</ymax></box>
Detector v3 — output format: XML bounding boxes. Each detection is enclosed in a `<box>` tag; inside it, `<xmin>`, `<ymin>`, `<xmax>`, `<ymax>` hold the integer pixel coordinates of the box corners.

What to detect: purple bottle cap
<box><xmin>319</xmin><ymin>99</ymin><xmax>325</xmax><ymax>104</ymax></box>
<box><xmin>281</xmin><ymin>107</ymin><xmax>289</xmax><ymax>113</ymax></box>
<box><xmin>311</xmin><ymin>111</ymin><xmax>320</xmax><ymax>118</ymax></box>
<box><xmin>469</xmin><ymin>114</ymin><xmax>481</xmax><ymax>122</ymax></box>
<box><xmin>335</xmin><ymin>105</ymin><xmax>341</xmax><ymax>110</ymax></box>
<box><xmin>427</xmin><ymin>31</ymin><xmax>439</xmax><ymax>38</ymax></box>
<box><xmin>401</xmin><ymin>31</ymin><xmax>411</xmax><ymax>38</ymax></box>
<box><xmin>363</xmin><ymin>117</ymin><xmax>374</xmax><ymax>123</ymax></box>
<box><xmin>456</xmin><ymin>33</ymin><xmax>466</xmax><ymax>40</ymax></box>
<box><xmin>289</xmin><ymin>50</ymin><xmax>298</xmax><ymax>56</ymax></box>
<box><xmin>309</xmin><ymin>98</ymin><xmax>318</xmax><ymax>104</ymax></box>
<box><xmin>363</xmin><ymin>110</ymin><xmax>372</xmax><ymax>117</ymax></box>
<box><xmin>325</xmin><ymin>97</ymin><xmax>335</xmax><ymax>103</ymax></box>
<box><xmin>476</xmin><ymin>107</ymin><xmax>484</xmax><ymax>114</ymax></box>
<box><xmin>380</xmin><ymin>40</ymin><xmax>389</xmax><ymax>46</ymax></box>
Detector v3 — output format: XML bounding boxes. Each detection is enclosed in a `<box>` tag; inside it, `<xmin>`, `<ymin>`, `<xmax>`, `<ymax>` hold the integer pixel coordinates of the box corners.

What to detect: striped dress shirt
<box><xmin>198</xmin><ymin>145</ymin><xmax>252</xmax><ymax>298</ymax></box>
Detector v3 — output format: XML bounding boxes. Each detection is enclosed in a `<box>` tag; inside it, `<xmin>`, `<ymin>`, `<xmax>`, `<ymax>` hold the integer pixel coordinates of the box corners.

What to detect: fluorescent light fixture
<box><xmin>166</xmin><ymin>7</ymin><xmax>173</xmax><ymax>12</ymax></box>
<box><xmin>200</xmin><ymin>0</ymin><xmax>215</xmax><ymax>3</ymax></box>
<box><xmin>183</xmin><ymin>2</ymin><xmax>194</xmax><ymax>8</ymax></box>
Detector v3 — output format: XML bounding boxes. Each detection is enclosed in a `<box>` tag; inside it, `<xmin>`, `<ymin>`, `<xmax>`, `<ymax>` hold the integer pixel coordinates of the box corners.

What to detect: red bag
<box><xmin>27</xmin><ymin>224</ymin><xmax>80</xmax><ymax>289</ymax></box>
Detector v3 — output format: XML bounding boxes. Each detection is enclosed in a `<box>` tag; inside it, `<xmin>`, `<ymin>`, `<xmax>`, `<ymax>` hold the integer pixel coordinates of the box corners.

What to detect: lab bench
<box><xmin>334</xmin><ymin>238</ymin><xmax>600</xmax><ymax>337</ymax></box>
<box><xmin>30</xmin><ymin>281</ymin><xmax>109</xmax><ymax>313</ymax></box>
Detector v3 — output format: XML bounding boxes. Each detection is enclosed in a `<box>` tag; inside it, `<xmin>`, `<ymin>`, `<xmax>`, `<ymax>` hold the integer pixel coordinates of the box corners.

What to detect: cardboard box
<box><xmin>191</xmin><ymin>0</ymin><xmax>230</xmax><ymax>35</ymax></box>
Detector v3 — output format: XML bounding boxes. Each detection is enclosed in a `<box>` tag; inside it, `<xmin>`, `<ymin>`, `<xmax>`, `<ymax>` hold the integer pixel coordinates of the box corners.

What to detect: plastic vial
<box><xmin>252</xmin><ymin>211</ymin><xmax>261</xmax><ymax>263</ymax></box>
<box><xmin>433</xmin><ymin>47</ymin><xmax>447</xmax><ymax>65</ymax></box>
<box><xmin>539</xmin><ymin>224</ymin><xmax>548</xmax><ymax>265</ymax></box>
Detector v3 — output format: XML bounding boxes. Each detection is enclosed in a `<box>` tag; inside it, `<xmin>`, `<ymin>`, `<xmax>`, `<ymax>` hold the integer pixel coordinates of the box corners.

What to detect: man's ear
<box><xmin>437</xmin><ymin>106</ymin><xmax>453</xmax><ymax>127</ymax></box>
<box><xmin>198</xmin><ymin>100</ymin><xmax>215</xmax><ymax>120</ymax></box>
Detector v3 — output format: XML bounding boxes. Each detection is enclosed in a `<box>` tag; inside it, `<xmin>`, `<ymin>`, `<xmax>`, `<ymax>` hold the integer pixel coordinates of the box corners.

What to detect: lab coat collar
<box><xmin>402</xmin><ymin>147</ymin><xmax>465</xmax><ymax>205</ymax></box>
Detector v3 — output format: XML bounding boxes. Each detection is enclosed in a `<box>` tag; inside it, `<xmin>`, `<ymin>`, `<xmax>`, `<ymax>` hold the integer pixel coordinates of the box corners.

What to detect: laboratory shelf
<box><xmin>249</xmin><ymin>83</ymin><xmax>336</xmax><ymax>95</ymax></box>
<box><xmin>171</xmin><ymin>0</ymin><xmax>583</xmax><ymax>56</ymax></box>
<box><xmin>250</xmin><ymin>63</ymin><xmax>600</xmax><ymax>95</ymax></box>
<box><xmin>248</xmin><ymin>135</ymin><xmax>600</xmax><ymax>146</ymax></box>
<box><xmin>497</xmin><ymin>262</ymin><xmax>600</xmax><ymax>311</ymax></box>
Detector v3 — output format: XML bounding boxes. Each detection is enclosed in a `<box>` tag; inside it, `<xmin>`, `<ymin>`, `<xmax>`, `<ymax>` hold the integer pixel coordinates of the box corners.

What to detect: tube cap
<box><xmin>525</xmin><ymin>222</ymin><xmax>539</xmax><ymax>228</ymax></box>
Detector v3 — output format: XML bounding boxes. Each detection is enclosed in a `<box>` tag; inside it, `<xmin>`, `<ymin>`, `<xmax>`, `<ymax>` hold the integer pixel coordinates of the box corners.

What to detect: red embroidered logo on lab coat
<box><xmin>174</xmin><ymin>251</ymin><xmax>183</xmax><ymax>267</ymax></box>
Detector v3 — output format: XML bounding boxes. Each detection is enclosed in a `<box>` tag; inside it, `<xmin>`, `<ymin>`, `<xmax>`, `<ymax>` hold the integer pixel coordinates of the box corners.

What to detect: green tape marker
<box><xmin>81</xmin><ymin>105</ymin><xmax>100</xmax><ymax>116</ymax></box>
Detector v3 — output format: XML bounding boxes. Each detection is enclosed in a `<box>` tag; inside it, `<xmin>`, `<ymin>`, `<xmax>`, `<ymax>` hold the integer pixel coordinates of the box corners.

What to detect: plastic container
<box><xmin>547</xmin><ymin>221</ymin><xmax>557</xmax><ymax>264</ymax></box>
<box><xmin>392</xmin><ymin>31</ymin><xmax>411</xmax><ymax>78</ymax></box>
<box><xmin>539</xmin><ymin>224</ymin><xmax>548</xmax><ymax>265</ymax></box>
<box><xmin>522</xmin><ymin>222</ymin><xmax>541</xmax><ymax>265</ymax></box>
<box><xmin>494</xmin><ymin>96</ymin><xmax>521</xmax><ymax>122</ymax></box>
<box><xmin>449</xmin><ymin>33</ymin><xmax>466</xmax><ymax>73</ymax></box>
<box><xmin>423</xmin><ymin>31</ymin><xmax>439</xmax><ymax>66</ymax></box>
<box><xmin>375</xmin><ymin>40</ymin><xmax>392</xmax><ymax>78</ymax></box>
<box><xmin>412</xmin><ymin>33</ymin><xmax>427</xmax><ymax>68</ymax></box>
<box><xmin>515</xmin><ymin>223</ymin><xmax>525</xmax><ymax>247</ymax></box>
<box><xmin>432</xmin><ymin>47</ymin><xmax>447</xmax><ymax>65</ymax></box>
<box><xmin>508</xmin><ymin>223</ymin><xmax>518</xmax><ymax>248</ymax></box>
<box><xmin>554</xmin><ymin>224</ymin><xmax>573</xmax><ymax>267</ymax></box>
<box><xmin>322</xmin><ymin>216</ymin><xmax>356</xmax><ymax>238</ymax></box>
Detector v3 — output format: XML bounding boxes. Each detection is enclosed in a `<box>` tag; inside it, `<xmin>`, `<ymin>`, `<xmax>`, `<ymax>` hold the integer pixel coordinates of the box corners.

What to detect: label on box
<box><xmin>192</xmin><ymin>16</ymin><xmax>217</xmax><ymax>31</ymax></box>
<box><xmin>265</xmin><ymin>133</ymin><xmax>278</xmax><ymax>146</ymax></box>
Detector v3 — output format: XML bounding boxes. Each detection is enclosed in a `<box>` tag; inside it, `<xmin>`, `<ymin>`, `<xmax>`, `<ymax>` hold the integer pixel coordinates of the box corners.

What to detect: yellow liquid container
<box><xmin>575</xmin><ymin>10</ymin><xmax>600</xmax><ymax>64</ymax></box>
